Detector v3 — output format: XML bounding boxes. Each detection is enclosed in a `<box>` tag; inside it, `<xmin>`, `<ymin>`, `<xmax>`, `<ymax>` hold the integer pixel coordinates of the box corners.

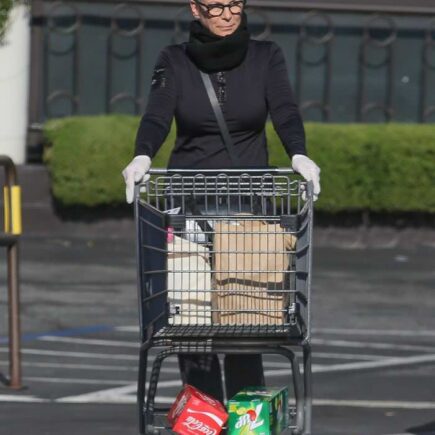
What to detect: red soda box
<box><xmin>168</xmin><ymin>385</ymin><xmax>228</xmax><ymax>435</ymax></box>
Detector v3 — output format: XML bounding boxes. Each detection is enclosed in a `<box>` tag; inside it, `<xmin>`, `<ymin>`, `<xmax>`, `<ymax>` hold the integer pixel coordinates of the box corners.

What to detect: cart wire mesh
<box><xmin>136</xmin><ymin>170</ymin><xmax>312</xmax><ymax>343</ymax></box>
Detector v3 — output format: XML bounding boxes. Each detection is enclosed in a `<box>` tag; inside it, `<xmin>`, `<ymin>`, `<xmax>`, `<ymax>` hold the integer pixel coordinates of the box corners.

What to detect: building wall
<box><xmin>0</xmin><ymin>4</ymin><xmax>30</xmax><ymax>164</ymax></box>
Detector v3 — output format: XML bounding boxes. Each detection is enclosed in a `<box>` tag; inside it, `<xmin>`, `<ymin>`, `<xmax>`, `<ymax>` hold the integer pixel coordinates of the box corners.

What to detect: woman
<box><xmin>122</xmin><ymin>0</ymin><xmax>320</xmax><ymax>401</ymax></box>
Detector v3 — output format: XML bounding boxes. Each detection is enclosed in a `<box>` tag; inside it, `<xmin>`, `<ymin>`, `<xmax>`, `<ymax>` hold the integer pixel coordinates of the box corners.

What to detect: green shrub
<box><xmin>45</xmin><ymin>115</ymin><xmax>142</xmax><ymax>206</ymax></box>
<box><xmin>44</xmin><ymin>116</ymin><xmax>435</xmax><ymax>212</ymax></box>
<box><xmin>371</xmin><ymin>124</ymin><xmax>435</xmax><ymax>212</ymax></box>
<box><xmin>268</xmin><ymin>123</ymin><xmax>380</xmax><ymax>212</ymax></box>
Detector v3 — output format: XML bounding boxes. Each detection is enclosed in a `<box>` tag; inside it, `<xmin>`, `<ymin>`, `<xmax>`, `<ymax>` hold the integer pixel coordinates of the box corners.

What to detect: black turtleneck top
<box><xmin>134</xmin><ymin>40</ymin><xmax>307</xmax><ymax>168</ymax></box>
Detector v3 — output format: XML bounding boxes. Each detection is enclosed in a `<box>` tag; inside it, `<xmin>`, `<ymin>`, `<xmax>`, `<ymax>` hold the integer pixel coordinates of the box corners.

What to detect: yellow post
<box><xmin>3</xmin><ymin>186</ymin><xmax>22</xmax><ymax>235</ymax></box>
<box><xmin>11</xmin><ymin>186</ymin><xmax>22</xmax><ymax>235</ymax></box>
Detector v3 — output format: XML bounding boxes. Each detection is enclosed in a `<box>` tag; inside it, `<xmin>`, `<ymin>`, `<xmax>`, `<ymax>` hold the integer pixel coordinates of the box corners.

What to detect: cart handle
<box><xmin>148</xmin><ymin>167</ymin><xmax>294</xmax><ymax>175</ymax></box>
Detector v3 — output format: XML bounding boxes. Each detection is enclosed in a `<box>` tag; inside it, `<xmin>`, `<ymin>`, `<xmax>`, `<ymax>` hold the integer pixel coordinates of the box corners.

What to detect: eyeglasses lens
<box><xmin>208</xmin><ymin>2</ymin><xmax>244</xmax><ymax>17</ymax></box>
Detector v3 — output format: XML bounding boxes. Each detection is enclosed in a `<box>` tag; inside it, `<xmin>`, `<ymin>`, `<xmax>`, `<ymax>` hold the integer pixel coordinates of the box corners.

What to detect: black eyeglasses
<box><xmin>194</xmin><ymin>0</ymin><xmax>245</xmax><ymax>18</ymax></box>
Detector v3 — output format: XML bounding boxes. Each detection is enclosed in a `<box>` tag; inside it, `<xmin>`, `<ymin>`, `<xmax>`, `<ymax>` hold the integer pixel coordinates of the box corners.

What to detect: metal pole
<box><xmin>0</xmin><ymin>156</ymin><xmax>22</xmax><ymax>389</ymax></box>
<box><xmin>7</xmin><ymin>243</ymin><xmax>21</xmax><ymax>389</ymax></box>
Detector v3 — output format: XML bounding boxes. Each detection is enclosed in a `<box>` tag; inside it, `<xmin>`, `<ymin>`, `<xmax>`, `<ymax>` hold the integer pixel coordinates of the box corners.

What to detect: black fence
<box><xmin>27</xmin><ymin>0</ymin><xmax>435</xmax><ymax>160</ymax></box>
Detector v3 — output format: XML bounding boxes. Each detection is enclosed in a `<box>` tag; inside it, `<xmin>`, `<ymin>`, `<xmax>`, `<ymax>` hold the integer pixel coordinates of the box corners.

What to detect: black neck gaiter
<box><xmin>185</xmin><ymin>12</ymin><xmax>250</xmax><ymax>73</ymax></box>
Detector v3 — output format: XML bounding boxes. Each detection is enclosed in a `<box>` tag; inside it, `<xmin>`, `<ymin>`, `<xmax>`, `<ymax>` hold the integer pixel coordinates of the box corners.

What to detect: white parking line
<box><xmin>57</xmin><ymin>380</ymin><xmax>182</xmax><ymax>404</ymax></box>
<box><xmin>25</xmin><ymin>361</ymin><xmax>136</xmax><ymax>371</ymax></box>
<box><xmin>56</xmin><ymin>383</ymin><xmax>138</xmax><ymax>404</ymax></box>
<box><xmin>38</xmin><ymin>336</ymin><xmax>139</xmax><ymax>348</ymax></box>
<box><xmin>312</xmin><ymin>338</ymin><xmax>435</xmax><ymax>353</ymax></box>
<box><xmin>300</xmin><ymin>352</ymin><xmax>388</xmax><ymax>361</ymax></box>
<box><xmin>115</xmin><ymin>326</ymin><xmax>139</xmax><ymax>332</ymax></box>
<box><xmin>313</xmin><ymin>328</ymin><xmax>435</xmax><ymax>338</ymax></box>
<box><xmin>0</xmin><ymin>395</ymin><xmax>48</xmax><ymax>403</ymax></box>
<box><xmin>0</xmin><ymin>348</ymin><xmax>137</xmax><ymax>361</ymax></box>
<box><xmin>26</xmin><ymin>376</ymin><xmax>135</xmax><ymax>385</ymax></box>
<box><xmin>0</xmin><ymin>361</ymin><xmax>179</xmax><ymax>374</ymax></box>
<box><xmin>314</xmin><ymin>399</ymin><xmax>435</xmax><ymax>410</ymax></box>
<box><xmin>313</xmin><ymin>353</ymin><xmax>435</xmax><ymax>373</ymax></box>
<box><xmin>261</xmin><ymin>352</ymin><xmax>384</xmax><ymax>369</ymax></box>
<box><xmin>265</xmin><ymin>353</ymin><xmax>435</xmax><ymax>376</ymax></box>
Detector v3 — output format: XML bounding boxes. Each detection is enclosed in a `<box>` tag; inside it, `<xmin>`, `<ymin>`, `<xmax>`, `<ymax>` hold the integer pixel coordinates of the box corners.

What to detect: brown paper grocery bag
<box><xmin>213</xmin><ymin>219</ymin><xmax>296</xmax><ymax>325</ymax></box>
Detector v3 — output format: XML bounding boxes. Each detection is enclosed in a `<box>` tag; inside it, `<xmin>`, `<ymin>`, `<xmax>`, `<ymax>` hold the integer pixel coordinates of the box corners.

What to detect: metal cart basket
<box><xmin>135</xmin><ymin>168</ymin><xmax>314</xmax><ymax>435</ymax></box>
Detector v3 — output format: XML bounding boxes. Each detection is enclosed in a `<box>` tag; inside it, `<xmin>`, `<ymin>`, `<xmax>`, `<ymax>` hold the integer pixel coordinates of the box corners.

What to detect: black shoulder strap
<box><xmin>200</xmin><ymin>72</ymin><xmax>240</xmax><ymax>167</ymax></box>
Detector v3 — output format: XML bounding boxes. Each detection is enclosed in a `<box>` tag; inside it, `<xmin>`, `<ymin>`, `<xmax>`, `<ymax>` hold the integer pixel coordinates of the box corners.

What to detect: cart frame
<box><xmin>134</xmin><ymin>168</ymin><xmax>314</xmax><ymax>435</ymax></box>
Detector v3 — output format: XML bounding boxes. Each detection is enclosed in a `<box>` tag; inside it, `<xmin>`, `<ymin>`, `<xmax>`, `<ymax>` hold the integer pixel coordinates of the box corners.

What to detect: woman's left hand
<box><xmin>291</xmin><ymin>154</ymin><xmax>321</xmax><ymax>201</ymax></box>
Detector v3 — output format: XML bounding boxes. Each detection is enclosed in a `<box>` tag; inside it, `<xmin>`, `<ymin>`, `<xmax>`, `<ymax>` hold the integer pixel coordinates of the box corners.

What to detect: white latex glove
<box><xmin>291</xmin><ymin>154</ymin><xmax>321</xmax><ymax>201</ymax></box>
<box><xmin>122</xmin><ymin>155</ymin><xmax>151</xmax><ymax>204</ymax></box>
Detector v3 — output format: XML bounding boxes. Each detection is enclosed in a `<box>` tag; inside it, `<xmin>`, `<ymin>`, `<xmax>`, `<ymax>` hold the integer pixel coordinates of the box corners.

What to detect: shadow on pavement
<box><xmin>408</xmin><ymin>420</ymin><xmax>435</xmax><ymax>435</ymax></box>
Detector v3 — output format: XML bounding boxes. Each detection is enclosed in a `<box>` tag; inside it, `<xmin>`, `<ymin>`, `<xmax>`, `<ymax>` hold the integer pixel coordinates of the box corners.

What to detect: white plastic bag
<box><xmin>167</xmin><ymin>235</ymin><xmax>212</xmax><ymax>325</ymax></box>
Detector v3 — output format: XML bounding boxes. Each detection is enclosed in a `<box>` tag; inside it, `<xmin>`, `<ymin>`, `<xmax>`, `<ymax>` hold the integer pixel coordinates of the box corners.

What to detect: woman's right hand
<box><xmin>122</xmin><ymin>155</ymin><xmax>152</xmax><ymax>204</ymax></box>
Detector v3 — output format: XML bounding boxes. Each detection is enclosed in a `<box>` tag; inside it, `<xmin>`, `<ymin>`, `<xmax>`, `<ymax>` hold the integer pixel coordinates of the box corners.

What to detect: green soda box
<box><xmin>227</xmin><ymin>387</ymin><xmax>288</xmax><ymax>435</ymax></box>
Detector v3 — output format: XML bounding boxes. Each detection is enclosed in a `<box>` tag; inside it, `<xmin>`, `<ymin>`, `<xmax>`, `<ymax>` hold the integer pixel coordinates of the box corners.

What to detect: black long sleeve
<box><xmin>134</xmin><ymin>40</ymin><xmax>306</xmax><ymax>167</ymax></box>
<box><xmin>266</xmin><ymin>43</ymin><xmax>306</xmax><ymax>157</ymax></box>
<box><xmin>134</xmin><ymin>49</ymin><xmax>177</xmax><ymax>157</ymax></box>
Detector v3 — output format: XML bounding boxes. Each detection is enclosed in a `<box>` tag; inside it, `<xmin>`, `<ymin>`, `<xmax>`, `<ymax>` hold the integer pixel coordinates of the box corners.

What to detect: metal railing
<box><xmin>0</xmin><ymin>156</ymin><xmax>22</xmax><ymax>389</ymax></box>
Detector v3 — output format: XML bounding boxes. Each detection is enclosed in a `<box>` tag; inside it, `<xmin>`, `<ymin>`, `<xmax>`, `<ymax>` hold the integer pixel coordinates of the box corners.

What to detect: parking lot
<box><xmin>1</xmin><ymin>235</ymin><xmax>435</xmax><ymax>435</ymax></box>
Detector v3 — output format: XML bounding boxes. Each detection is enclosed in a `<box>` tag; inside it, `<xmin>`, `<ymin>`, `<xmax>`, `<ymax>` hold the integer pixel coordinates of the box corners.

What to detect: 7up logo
<box><xmin>235</xmin><ymin>404</ymin><xmax>264</xmax><ymax>431</ymax></box>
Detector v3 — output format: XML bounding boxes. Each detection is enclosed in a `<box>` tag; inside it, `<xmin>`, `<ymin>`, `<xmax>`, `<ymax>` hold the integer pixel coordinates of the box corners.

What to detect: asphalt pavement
<box><xmin>0</xmin><ymin>233</ymin><xmax>434</xmax><ymax>435</ymax></box>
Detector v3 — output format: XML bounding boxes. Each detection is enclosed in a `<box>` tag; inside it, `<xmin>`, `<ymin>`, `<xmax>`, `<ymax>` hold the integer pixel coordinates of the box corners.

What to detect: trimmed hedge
<box><xmin>44</xmin><ymin>116</ymin><xmax>435</xmax><ymax>212</ymax></box>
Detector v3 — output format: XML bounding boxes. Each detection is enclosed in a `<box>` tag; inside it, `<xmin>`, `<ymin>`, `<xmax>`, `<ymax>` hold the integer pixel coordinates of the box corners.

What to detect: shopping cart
<box><xmin>135</xmin><ymin>168</ymin><xmax>314</xmax><ymax>435</ymax></box>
